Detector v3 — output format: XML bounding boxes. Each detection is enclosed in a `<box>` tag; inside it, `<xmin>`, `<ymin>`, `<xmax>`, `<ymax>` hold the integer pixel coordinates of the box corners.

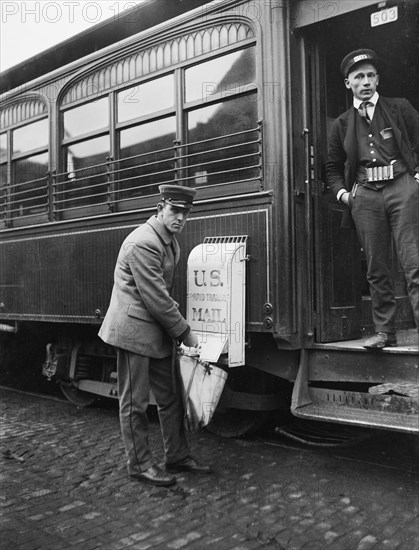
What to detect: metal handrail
<box><xmin>181</xmin><ymin>127</ymin><xmax>257</xmax><ymax>148</ymax></box>
<box><xmin>108</xmin><ymin>145</ymin><xmax>175</xmax><ymax>167</ymax></box>
<box><xmin>54</xmin><ymin>171</ymin><xmax>107</xmax><ymax>189</ymax></box>
<box><xmin>185</xmin><ymin>152</ymin><xmax>260</xmax><ymax>172</ymax></box>
<box><xmin>54</xmin><ymin>179</ymin><xmax>107</xmax><ymax>196</ymax></box>
<box><xmin>175</xmin><ymin>138</ymin><xmax>260</xmax><ymax>163</ymax></box>
<box><xmin>115</xmin><ymin>165</ymin><xmax>174</xmax><ymax>182</ymax></box>
<box><xmin>177</xmin><ymin>163</ymin><xmax>261</xmax><ymax>185</ymax></box>
<box><xmin>10</xmin><ymin>176</ymin><xmax>47</xmax><ymax>190</ymax></box>
<box><xmin>112</xmin><ymin>157</ymin><xmax>173</xmax><ymax>176</ymax></box>
<box><xmin>1</xmin><ymin>125</ymin><xmax>262</xmax><ymax>224</ymax></box>
<box><xmin>9</xmin><ymin>185</ymin><xmax>48</xmax><ymax>199</ymax></box>
<box><xmin>2</xmin><ymin>172</ymin><xmax>49</xmax><ymax>221</ymax></box>
<box><xmin>4</xmin><ymin>200</ymin><xmax>49</xmax><ymax>216</ymax></box>
<box><xmin>55</xmin><ymin>199</ymin><xmax>109</xmax><ymax>212</ymax></box>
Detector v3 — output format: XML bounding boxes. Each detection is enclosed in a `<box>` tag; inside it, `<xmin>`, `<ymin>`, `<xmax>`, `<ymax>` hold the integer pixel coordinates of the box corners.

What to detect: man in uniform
<box><xmin>326</xmin><ymin>49</ymin><xmax>419</xmax><ymax>349</ymax></box>
<box><xmin>99</xmin><ymin>184</ymin><xmax>212</xmax><ymax>485</ymax></box>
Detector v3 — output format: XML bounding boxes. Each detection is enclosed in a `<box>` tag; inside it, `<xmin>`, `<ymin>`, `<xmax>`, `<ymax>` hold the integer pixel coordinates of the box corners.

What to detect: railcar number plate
<box><xmin>370</xmin><ymin>6</ymin><xmax>398</xmax><ymax>27</ymax></box>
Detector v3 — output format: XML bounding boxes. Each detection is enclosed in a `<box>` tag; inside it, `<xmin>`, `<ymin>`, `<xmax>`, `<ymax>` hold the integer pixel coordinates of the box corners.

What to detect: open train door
<box><xmin>303</xmin><ymin>35</ymin><xmax>363</xmax><ymax>343</ymax></box>
<box><xmin>296</xmin><ymin>1</ymin><xmax>418</xmax><ymax>343</ymax></box>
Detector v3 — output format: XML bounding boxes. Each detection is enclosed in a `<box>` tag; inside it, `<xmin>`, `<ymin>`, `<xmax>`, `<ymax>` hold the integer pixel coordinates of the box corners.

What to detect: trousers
<box><xmin>350</xmin><ymin>172</ymin><xmax>419</xmax><ymax>332</ymax></box>
<box><xmin>117</xmin><ymin>348</ymin><xmax>189</xmax><ymax>475</ymax></box>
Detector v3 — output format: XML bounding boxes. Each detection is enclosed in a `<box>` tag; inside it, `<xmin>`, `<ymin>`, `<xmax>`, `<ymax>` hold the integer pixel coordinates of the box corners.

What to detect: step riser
<box><xmin>291</xmin><ymin>349</ymin><xmax>419</xmax><ymax>433</ymax></box>
<box><xmin>311</xmin><ymin>388</ymin><xmax>418</xmax><ymax>414</ymax></box>
<box><xmin>307</xmin><ymin>350</ymin><xmax>418</xmax><ymax>384</ymax></box>
<box><xmin>292</xmin><ymin>388</ymin><xmax>418</xmax><ymax>432</ymax></box>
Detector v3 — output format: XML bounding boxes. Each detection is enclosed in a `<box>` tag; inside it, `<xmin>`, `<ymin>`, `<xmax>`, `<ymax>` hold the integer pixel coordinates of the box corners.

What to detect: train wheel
<box><xmin>207</xmin><ymin>408</ymin><xmax>269</xmax><ymax>438</ymax></box>
<box><xmin>59</xmin><ymin>383</ymin><xmax>96</xmax><ymax>407</ymax></box>
<box><xmin>59</xmin><ymin>353</ymin><xmax>97</xmax><ymax>407</ymax></box>
<box><xmin>206</xmin><ymin>366</ymin><xmax>270</xmax><ymax>438</ymax></box>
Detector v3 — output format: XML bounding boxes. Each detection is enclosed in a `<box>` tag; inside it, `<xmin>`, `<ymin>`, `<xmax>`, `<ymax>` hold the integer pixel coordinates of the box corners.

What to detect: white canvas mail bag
<box><xmin>177</xmin><ymin>347</ymin><xmax>228</xmax><ymax>432</ymax></box>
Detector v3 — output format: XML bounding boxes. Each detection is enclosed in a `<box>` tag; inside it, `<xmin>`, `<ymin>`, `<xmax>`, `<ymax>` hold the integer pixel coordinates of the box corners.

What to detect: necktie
<box><xmin>358</xmin><ymin>101</ymin><xmax>373</xmax><ymax>123</ymax></box>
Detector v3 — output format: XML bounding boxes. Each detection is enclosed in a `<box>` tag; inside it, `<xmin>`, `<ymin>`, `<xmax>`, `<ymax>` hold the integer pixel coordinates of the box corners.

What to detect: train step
<box><xmin>291</xmin><ymin>386</ymin><xmax>419</xmax><ymax>433</ymax></box>
<box><xmin>291</xmin><ymin>336</ymin><xmax>419</xmax><ymax>433</ymax></box>
<box><xmin>304</xmin><ymin>329</ymin><xmax>418</xmax><ymax>385</ymax></box>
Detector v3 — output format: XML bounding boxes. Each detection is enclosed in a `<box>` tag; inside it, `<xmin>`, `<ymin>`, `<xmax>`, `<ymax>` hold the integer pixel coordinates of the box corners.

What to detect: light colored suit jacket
<box><xmin>98</xmin><ymin>215</ymin><xmax>189</xmax><ymax>358</ymax></box>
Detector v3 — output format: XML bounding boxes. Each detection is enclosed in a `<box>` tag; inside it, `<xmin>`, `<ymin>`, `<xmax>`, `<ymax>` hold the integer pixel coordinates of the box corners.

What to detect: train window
<box><xmin>0</xmin><ymin>133</ymin><xmax>7</xmax><ymax>161</ymax></box>
<box><xmin>186</xmin><ymin>94</ymin><xmax>259</xmax><ymax>188</ymax></box>
<box><xmin>13</xmin><ymin>119</ymin><xmax>48</xmax><ymax>154</ymax></box>
<box><xmin>185</xmin><ymin>47</ymin><xmax>256</xmax><ymax>103</ymax></box>
<box><xmin>65</xmin><ymin>135</ymin><xmax>109</xmax><ymax>164</ymax></box>
<box><xmin>117</xmin><ymin>75</ymin><xmax>175</xmax><ymax>123</ymax></box>
<box><xmin>120</xmin><ymin>117</ymin><xmax>175</xmax><ymax>151</ymax></box>
<box><xmin>12</xmin><ymin>152</ymin><xmax>49</xmax><ymax>217</ymax></box>
<box><xmin>55</xmin><ymin>44</ymin><xmax>260</xmax><ymax>217</ymax></box>
<box><xmin>63</xmin><ymin>97</ymin><xmax>109</xmax><ymax>138</ymax></box>
<box><xmin>116</xmin><ymin>116</ymin><xmax>176</xmax><ymax>203</ymax></box>
<box><xmin>57</xmin><ymin>135</ymin><xmax>109</xmax><ymax>211</ymax></box>
<box><xmin>0</xmin><ymin>164</ymin><xmax>6</xmax><ymax>185</ymax></box>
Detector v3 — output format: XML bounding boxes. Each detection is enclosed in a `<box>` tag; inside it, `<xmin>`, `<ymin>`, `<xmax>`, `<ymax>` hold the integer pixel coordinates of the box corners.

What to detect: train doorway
<box><xmin>301</xmin><ymin>1</ymin><xmax>419</xmax><ymax>342</ymax></box>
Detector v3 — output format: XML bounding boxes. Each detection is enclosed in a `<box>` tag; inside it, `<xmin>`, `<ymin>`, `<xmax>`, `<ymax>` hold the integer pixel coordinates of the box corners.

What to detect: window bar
<box><xmin>257</xmin><ymin>119</ymin><xmax>263</xmax><ymax>190</ymax></box>
<box><xmin>112</xmin><ymin>156</ymin><xmax>173</xmax><ymax>177</ymax></box>
<box><xmin>47</xmin><ymin>171</ymin><xmax>56</xmax><ymax>221</ymax></box>
<box><xmin>0</xmin><ymin>185</ymin><xmax>5</xmax><ymax>227</ymax></box>
<box><xmin>183</xmin><ymin>127</ymin><xmax>257</xmax><ymax>149</ymax></box>
<box><xmin>181</xmin><ymin>136</ymin><xmax>259</xmax><ymax>159</ymax></box>
<box><xmin>180</xmin><ymin>163</ymin><xmax>261</xmax><ymax>185</ymax></box>
<box><xmin>4</xmin><ymin>181</ymin><xmax>11</xmax><ymax>228</ymax></box>
<box><xmin>106</xmin><ymin>156</ymin><xmax>115</xmax><ymax>213</ymax></box>
<box><xmin>51</xmin><ymin>170</ymin><xmax>58</xmax><ymax>220</ymax></box>
<box><xmin>173</xmin><ymin>139</ymin><xmax>181</xmax><ymax>185</ymax></box>
<box><xmin>186</xmin><ymin>151</ymin><xmax>259</xmax><ymax>173</ymax></box>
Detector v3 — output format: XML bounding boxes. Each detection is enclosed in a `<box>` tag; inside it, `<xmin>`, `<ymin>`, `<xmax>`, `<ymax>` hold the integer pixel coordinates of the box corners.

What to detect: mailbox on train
<box><xmin>187</xmin><ymin>236</ymin><xmax>247</xmax><ymax>367</ymax></box>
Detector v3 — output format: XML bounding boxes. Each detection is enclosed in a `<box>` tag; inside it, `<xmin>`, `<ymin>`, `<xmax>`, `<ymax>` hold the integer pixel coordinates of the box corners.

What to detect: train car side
<box><xmin>1</xmin><ymin>0</ymin><xmax>417</xmax><ymax>436</ymax></box>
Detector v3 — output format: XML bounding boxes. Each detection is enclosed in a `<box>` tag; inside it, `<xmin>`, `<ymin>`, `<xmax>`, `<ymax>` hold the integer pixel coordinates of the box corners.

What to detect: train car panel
<box><xmin>1</xmin><ymin>0</ymin><xmax>418</xmax><ymax>435</ymax></box>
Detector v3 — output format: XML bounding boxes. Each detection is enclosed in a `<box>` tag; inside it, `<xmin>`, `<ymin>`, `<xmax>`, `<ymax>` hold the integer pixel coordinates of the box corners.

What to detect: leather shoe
<box><xmin>363</xmin><ymin>332</ymin><xmax>397</xmax><ymax>350</ymax></box>
<box><xmin>166</xmin><ymin>456</ymin><xmax>213</xmax><ymax>474</ymax></box>
<box><xmin>130</xmin><ymin>464</ymin><xmax>176</xmax><ymax>486</ymax></box>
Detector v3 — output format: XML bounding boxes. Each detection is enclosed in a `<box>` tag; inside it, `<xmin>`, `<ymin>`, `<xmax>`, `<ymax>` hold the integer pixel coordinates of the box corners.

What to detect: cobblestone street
<box><xmin>1</xmin><ymin>387</ymin><xmax>418</xmax><ymax>550</ymax></box>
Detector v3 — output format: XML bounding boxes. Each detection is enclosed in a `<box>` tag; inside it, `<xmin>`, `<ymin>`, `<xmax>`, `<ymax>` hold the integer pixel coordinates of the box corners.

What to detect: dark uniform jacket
<box><xmin>99</xmin><ymin>215</ymin><xmax>189</xmax><ymax>358</ymax></box>
<box><xmin>326</xmin><ymin>96</ymin><xmax>419</xmax><ymax>227</ymax></box>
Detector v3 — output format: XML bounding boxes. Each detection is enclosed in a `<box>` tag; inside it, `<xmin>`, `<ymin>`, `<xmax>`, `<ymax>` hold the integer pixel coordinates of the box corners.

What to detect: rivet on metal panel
<box><xmin>263</xmin><ymin>303</ymin><xmax>273</xmax><ymax>315</ymax></box>
<box><xmin>94</xmin><ymin>309</ymin><xmax>102</xmax><ymax>318</ymax></box>
<box><xmin>263</xmin><ymin>317</ymin><xmax>273</xmax><ymax>329</ymax></box>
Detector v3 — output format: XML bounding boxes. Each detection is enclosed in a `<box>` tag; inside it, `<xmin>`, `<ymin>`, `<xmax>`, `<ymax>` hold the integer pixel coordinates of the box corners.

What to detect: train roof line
<box><xmin>0</xmin><ymin>0</ymin><xmax>217</xmax><ymax>96</ymax></box>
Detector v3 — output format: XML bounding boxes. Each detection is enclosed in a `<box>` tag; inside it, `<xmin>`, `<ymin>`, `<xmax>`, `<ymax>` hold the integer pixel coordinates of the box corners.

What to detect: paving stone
<box><xmin>167</xmin><ymin>531</ymin><xmax>202</xmax><ymax>548</ymax></box>
<box><xmin>357</xmin><ymin>535</ymin><xmax>378</xmax><ymax>549</ymax></box>
<box><xmin>381</xmin><ymin>540</ymin><xmax>400</xmax><ymax>550</ymax></box>
<box><xmin>1</xmin><ymin>388</ymin><xmax>417</xmax><ymax>550</ymax></box>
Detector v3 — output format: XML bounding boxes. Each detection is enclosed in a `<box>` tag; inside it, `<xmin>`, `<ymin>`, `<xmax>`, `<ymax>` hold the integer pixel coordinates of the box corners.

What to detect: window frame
<box><xmin>1</xmin><ymin>115</ymin><xmax>50</xmax><ymax>227</ymax></box>
<box><xmin>0</xmin><ymin>40</ymin><xmax>260</xmax><ymax>229</ymax></box>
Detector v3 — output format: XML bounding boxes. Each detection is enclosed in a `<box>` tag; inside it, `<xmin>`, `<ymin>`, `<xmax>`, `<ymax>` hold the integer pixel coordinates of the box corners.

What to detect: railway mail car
<box><xmin>0</xmin><ymin>0</ymin><xmax>418</xmax><ymax>436</ymax></box>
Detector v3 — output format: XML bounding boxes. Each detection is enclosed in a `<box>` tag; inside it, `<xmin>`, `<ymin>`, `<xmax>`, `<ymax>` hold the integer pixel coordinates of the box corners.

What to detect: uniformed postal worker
<box><xmin>99</xmin><ymin>184</ymin><xmax>212</xmax><ymax>486</ymax></box>
<box><xmin>326</xmin><ymin>49</ymin><xmax>419</xmax><ymax>350</ymax></box>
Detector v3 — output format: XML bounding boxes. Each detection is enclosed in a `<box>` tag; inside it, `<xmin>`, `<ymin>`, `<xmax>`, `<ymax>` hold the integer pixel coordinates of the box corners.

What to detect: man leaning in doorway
<box><xmin>326</xmin><ymin>49</ymin><xmax>419</xmax><ymax>350</ymax></box>
<box><xmin>99</xmin><ymin>184</ymin><xmax>212</xmax><ymax>486</ymax></box>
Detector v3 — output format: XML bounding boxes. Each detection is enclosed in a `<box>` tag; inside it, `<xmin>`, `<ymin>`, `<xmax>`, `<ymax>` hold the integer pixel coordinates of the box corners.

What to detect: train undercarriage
<box><xmin>0</xmin><ymin>310</ymin><xmax>416</xmax><ymax>443</ymax></box>
<box><xmin>3</xmin><ymin>322</ymin><xmax>416</xmax><ymax>438</ymax></box>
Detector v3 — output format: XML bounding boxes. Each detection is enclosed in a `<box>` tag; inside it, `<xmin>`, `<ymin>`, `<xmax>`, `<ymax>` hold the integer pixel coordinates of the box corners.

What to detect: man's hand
<box><xmin>183</xmin><ymin>330</ymin><xmax>199</xmax><ymax>348</ymax></box>
<box><xmin>341</xmin><ymin>191</ymin><xmax>350</xmax><ymax>206</ymax></box>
